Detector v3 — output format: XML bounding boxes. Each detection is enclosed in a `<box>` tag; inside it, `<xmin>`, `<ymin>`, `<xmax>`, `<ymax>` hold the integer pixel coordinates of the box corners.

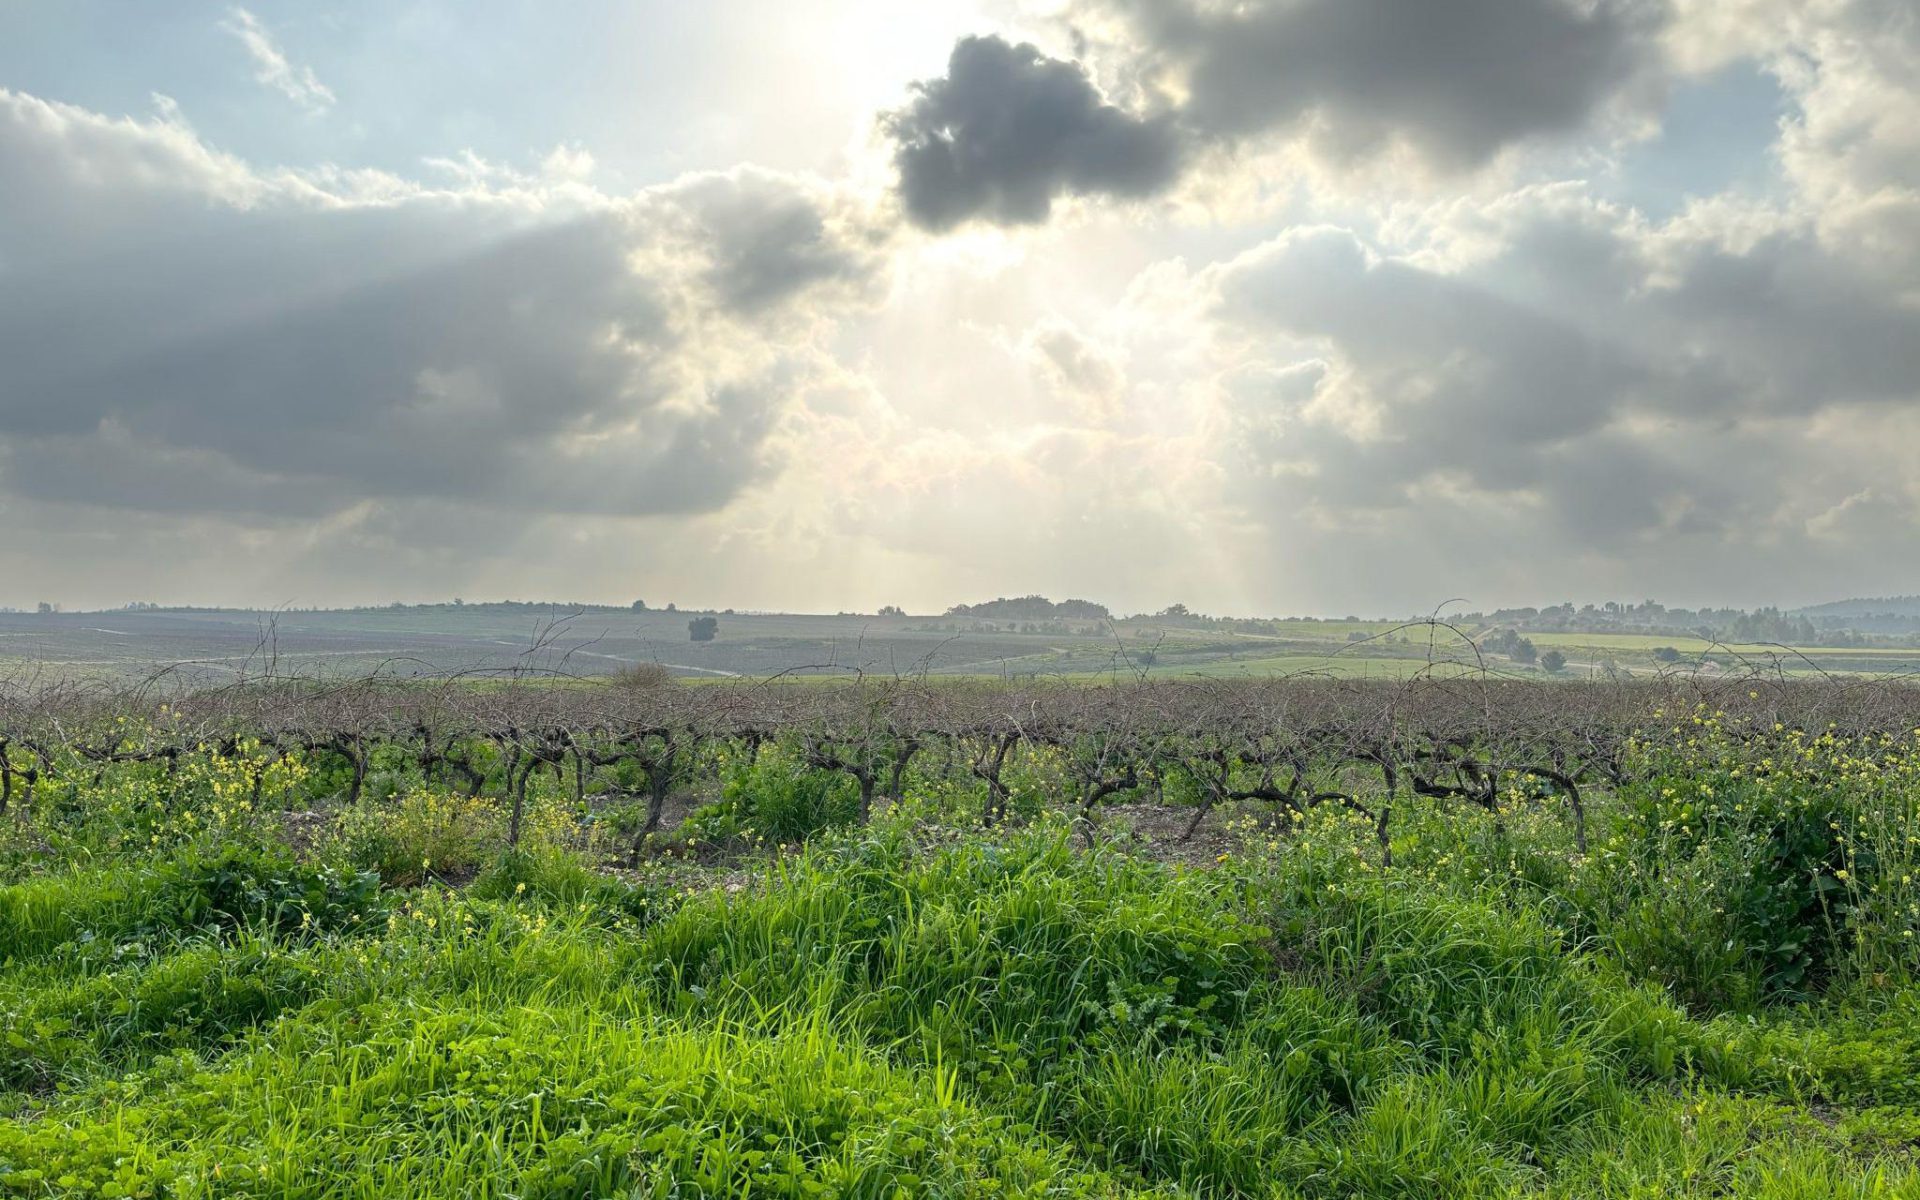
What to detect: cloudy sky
<box><xmin>2</xmin><ymin>1</ymin><xmax>1915</xmax><ymax>616</ymax></box>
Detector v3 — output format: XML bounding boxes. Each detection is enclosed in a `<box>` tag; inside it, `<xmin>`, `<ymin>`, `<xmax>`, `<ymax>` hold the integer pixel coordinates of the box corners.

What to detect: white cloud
<box><xmin>1024</xmin><ymin>320</ymin><xmax>1129</xmax><ymax>424</ymax></box>
<box><xmin>220</xmin><ymin>7</ymin><xmax>336</xmax><ymax>113</ymax></box>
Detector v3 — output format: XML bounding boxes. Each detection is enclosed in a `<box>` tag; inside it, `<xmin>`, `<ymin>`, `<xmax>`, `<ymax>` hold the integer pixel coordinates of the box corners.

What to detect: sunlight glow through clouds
<box><xmin>0</xmin><ymin>0</ymin><xmax>1915</xmax><ymax>613</ymax></box>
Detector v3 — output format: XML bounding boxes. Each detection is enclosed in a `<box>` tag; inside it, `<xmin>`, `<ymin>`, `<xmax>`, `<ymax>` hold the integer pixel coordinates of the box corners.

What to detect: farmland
<box><xmin>2</xmin><ymin>673</ymin><xmax>1919</xmax><ymax>1197</ymax></box>
<box><xmin>8</xmin><ymin>604</ymin><xmax>1919</xmax><ymax>686</ymax></box>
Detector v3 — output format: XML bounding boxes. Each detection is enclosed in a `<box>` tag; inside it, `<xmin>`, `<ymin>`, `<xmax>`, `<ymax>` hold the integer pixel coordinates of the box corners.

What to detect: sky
<box><xmin>1</xmin><ymin>0</ymin><xmax>1916</xmax><ymax>617</ymax></box>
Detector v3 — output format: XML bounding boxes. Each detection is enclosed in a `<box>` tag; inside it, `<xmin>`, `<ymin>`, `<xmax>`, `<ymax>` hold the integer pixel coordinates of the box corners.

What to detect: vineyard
<box><xmin>3</xmin><ymin>670</ymin><xmax>1920</xmax><ymax>1197</ymax></box>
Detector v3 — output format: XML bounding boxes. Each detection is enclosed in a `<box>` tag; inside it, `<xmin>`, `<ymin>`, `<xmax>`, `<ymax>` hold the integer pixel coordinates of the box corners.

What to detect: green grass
<box><xmin>2</xmin><ymin>725</ymin><xmax>1919</xmax><ymax>1197</ymax></box>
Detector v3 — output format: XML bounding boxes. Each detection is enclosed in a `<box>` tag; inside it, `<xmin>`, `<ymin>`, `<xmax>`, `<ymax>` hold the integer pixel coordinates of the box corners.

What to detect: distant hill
<box><xmin>1796</xmin><ymin>596</ymin><xmax>1920</xmax><ymax>618</ymax></box>
<box><xmin>945</xmin><ymin>595</ymin><xmax>1111</xmax><ymax>621</ymax></box>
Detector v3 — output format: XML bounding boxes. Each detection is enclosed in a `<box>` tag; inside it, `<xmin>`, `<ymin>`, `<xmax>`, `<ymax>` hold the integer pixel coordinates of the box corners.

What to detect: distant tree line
<box><xmin>1453</xmin><ymin>601</ymin><xmax>1914</xmax><ymax>647</ymax></box>
<box><xmin>945</xmin><ymin>595</ymin><xmax>1112</xmax><ymax>621</ymax></box>
<box><xmin>1482</xmin><ymin>628</ymin><xmax>1538</xmax><ymax>665</ymax></box>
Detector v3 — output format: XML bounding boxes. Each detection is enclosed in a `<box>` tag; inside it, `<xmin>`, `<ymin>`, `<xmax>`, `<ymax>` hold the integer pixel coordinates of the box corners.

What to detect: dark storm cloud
<box><xmin>885</xmin><ymin>35</ymin><xmax>1184</xmax><ymax>231</ymax></box>
<box><xmin>0</xmin><ymin>91</ymin><xmax>883</xmax><ymax>521</ymax></box>
<box><xmin>890</xmin><ymin>1</ymin><xmax>1669</xmax><ymax>228</ymax></box>
<box><xmin>1127</xmin><ymin>0</ymin><xmax>1666</xmax><ymax>168</ymax></box>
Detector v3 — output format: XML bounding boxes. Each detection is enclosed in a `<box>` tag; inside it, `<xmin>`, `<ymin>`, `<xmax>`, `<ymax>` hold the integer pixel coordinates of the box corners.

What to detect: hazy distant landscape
<box><xmin>8</xmin><ymin>595</ymin><xmax>1920</xmax><ymax>686</ymax></box>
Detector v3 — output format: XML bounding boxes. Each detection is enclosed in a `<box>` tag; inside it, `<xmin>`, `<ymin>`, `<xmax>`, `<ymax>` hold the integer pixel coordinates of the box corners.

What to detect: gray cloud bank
<box><xmin>0</xmin><ymin>89</ymin><xmax>885</xmax><ymax>525</ymax></box>
<box><xmin>1206</xmin><ymin>197</ymin><xmax>1920</xmax><ymax>553</ymax></box>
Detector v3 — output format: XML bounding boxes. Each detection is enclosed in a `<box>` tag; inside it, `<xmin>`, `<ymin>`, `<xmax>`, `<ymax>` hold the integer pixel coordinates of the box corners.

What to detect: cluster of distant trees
<box><xmin>1455</xmin><ymin>600</ymin><xmax>1914</xmax><ymax>647</ymax></box>
<box><xmin>634</xmin><ymin>600</ymin><xmax>721</xmax><ymax>642</ymax></box>
<box><xmin>914</xmin><ymin>621</ymin><xmax>1109</xmax><ymax>636</ymax></box>
<box><xmin>945</xmin><ymin>595</ymin><xmax>1112</xmax><ymax>621</ymax></box>
<box><xmin>1477</xmin><ymin>628</ymin><xmax>1569</xmax><ymax>672</ymax></box>
<box><xmin>1482</xmin><ymin>628</ymin><xmax>1537</xmax><ymax>663</ymax></box>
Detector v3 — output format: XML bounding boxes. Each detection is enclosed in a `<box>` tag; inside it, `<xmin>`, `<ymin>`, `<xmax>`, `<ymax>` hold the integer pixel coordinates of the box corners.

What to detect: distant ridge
<box><xmin>945</xmin><ymin>595</ymin><xmax>1111</xmax><ymax>620</ymax></box>
<box><xmin>1796</xmin><ymin>596</ymin><xmax>1920</xmax><ymax>618</ymax></box>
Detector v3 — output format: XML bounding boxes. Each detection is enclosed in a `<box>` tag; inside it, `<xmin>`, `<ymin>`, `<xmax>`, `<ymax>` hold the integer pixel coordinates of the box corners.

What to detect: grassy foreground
<box><xmin>2</xmin><ymin>716</ymin><xmax>1919</xmax><ymax>1197</ymax></box>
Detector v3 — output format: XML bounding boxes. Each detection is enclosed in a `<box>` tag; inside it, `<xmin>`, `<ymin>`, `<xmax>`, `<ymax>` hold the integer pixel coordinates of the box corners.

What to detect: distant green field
<box><xmin>4</xmin><ymin>606</ymin><xmax>1918</xmax><ymax>685</ymax></box>
<box><xmin>1525</xmin><ymin>630</ymin><xmax>1920</xmax><ymax>656</ymax></box>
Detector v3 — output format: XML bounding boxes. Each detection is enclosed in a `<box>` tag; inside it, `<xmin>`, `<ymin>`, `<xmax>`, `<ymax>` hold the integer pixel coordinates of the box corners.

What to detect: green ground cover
<box><xmin>2</xmin><ymin>703</ymin><xmax>1918</xmax><ymax>1197</ymax></box>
